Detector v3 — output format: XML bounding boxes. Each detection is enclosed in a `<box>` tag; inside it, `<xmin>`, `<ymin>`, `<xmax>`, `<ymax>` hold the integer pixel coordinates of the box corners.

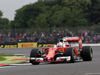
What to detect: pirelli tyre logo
<box><xmin>0</xmin><ymin>45</ymin><xmax>17</xmax><ymax>48</ymax></box>
<box><xmin>21</xmin><ymin>44</ymin><xmax>33</xmax><ymax>48</ymax></box>
<box><xmin>18</xmin><ymin>42</ymin><xmax>37</xmax><ymax>48</ymax></box>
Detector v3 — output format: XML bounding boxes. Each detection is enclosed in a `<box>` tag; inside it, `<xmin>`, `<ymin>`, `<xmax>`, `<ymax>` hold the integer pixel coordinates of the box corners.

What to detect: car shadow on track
<box><xmin>11</xmin><ymin>60</ymin><xmax>88</xmax><ymax>66</ymax></box>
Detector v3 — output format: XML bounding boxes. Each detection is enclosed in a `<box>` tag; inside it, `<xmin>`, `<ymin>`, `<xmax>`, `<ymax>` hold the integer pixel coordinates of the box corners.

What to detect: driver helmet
<box><xmin>57</xmin><ymin>42</ymin><xmax>63</xmax><ymax>47</ymax></box>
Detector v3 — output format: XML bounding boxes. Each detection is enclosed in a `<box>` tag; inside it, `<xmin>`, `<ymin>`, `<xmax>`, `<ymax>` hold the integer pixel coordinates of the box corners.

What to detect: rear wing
<box><xmin>63</xmin><ymin>37</ymin><xmax>82</xmax><ymax>42</ymax></box>
<box><xmin>63</xmin><ymin>37</ymin><xmax>82</xmax><ymax>50</ymax></box>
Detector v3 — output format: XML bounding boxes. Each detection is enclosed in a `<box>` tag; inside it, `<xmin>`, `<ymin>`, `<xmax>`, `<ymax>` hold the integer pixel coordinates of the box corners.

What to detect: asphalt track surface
<box><xmin>0</xmin><ymin>47</ymin><xmax>100</xmax><ymax>75</ymax></box>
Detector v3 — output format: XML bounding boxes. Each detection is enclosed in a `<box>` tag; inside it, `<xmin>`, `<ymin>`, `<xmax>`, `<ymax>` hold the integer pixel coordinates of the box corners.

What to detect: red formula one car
<box><xmin>30</xmin><ymin>37</ymin><xmax>93</xmax><ymax>65</ymax></box>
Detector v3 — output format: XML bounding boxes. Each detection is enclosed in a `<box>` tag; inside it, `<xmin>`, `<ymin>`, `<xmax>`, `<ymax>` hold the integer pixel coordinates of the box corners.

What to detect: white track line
<box><xmin>14</xmin><ymin>54</ymin><xmax>27</xmax><ymax>56</ymax></box>
<box><xmin>72</xmin><ymin>43</ymin><xmax>100</xmax><ymax>46</ymax></box>
<box><xmin>86</xmin><ymin>73</ymin><xmax>100</xmax><ymax>75</ymax></box>
<box><xmin>0</xmin><ymin>66</ymin><xmax>16</xmax><ymax>68</ymax></box>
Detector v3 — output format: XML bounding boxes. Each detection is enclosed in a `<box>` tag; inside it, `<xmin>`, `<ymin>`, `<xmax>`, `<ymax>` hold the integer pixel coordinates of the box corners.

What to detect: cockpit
<box><xmin>54</xmin><ymin>39</ymin><xmax>70</xmax><ymax>48</ymax></box>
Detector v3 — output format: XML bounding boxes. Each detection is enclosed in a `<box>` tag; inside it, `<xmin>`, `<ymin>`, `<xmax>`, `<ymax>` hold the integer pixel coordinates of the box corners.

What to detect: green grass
<box><xmin>0</xmin><ymin>54</ymin><xmax>13</xmax><ymax>56</ymax></box>
<box><xmin>0</xmin><ymin>54</ymin><xmax>12</xmax><ymax>61</ymax></box>
<box><xmin>0</xmin><ymin>54</ymin><xmax>29</xmax><ymax>64</ymax></box>
<box><xmin>0</xmin><ymin>56</ymin><xmax>6</xmax><ymax>61</ymax></box>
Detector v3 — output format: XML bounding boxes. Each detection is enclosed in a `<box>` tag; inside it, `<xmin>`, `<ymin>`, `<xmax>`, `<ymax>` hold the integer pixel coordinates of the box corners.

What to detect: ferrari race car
<box><xmin>30</xmin><ymin>37</ymin><xmax>93</xmax><ymax>65</ymax></box>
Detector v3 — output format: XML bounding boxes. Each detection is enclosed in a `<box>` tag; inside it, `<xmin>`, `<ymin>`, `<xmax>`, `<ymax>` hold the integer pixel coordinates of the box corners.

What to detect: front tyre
<box><xmin>30</xmin><ymin>48</ymin><xmax>41</xmax><ymax>65</ymax></box>
<box><xmin>81</xmin><ymin>46</ymin><xmax>93</xmax><ymax>61</ymax></box>
<box><xmin>65</xmin><ymin>48</ymin><xmax>76</xmax><ymax>63</ymax></box>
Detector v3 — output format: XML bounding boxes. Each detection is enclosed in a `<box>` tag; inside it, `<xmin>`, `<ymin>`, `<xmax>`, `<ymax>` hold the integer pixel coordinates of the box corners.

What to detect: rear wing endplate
<box><xmin>63</xmin><ymin>37</ymin><xmax>82</xmax><ymax>50</ymax></box>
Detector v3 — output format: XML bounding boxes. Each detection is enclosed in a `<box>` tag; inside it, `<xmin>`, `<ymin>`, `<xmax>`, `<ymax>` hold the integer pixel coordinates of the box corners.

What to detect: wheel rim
<box><xmin>37</xmin><ymin>50</ymin><xmax>41</xmax><ymax>56</ymax></box>
<box><xmin>73</xmin><ymin>51</ymin><xmax>76</xmax><ymax>59</ymax></box>
<box><xmin>90</xmin><ymin>48</ymin><xmax>93</xmax><ymax>58</ymax></box>
<box><xmin>72</xmin><ymin>50</ymin><xmax>76</xmax><ymax>62</ymax></box>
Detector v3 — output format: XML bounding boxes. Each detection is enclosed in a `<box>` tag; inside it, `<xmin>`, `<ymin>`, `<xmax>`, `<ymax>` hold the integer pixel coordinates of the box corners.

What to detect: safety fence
<box><xmin>1</xmin><ymin>42</ymin><xmax>100</xmax><ymax>49</ymax></box>
<box><xmin>0</xmin><ymin>26</ymin><xmax>100</xmax><ymax>45</ymax></box>
<box><xmin>0</xmin><ymin>43</ymin><xmax>56</xmax><ymax>48</ymax></box>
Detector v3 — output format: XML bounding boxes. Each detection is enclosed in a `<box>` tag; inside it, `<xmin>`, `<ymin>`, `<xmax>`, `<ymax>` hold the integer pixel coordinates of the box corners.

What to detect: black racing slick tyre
<box><xmin>30</xmin><ymin>49</ymin><xmax>41</xmax><ymax>65</ymax></box>
<box><xmin>65</xmin><ymin>48</ymin><xmax>76</xmax><ymax>63</ymax></box>
<box><xmin>81</xmin><ymin>46</ymin><xmax>93</xmax><ymax>61</ymax></box>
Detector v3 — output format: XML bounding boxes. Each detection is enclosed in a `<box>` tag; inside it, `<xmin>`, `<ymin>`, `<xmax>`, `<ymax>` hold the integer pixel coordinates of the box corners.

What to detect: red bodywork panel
<box><xmin>42</xmin><ymin>46</ymin><xmax>78</xmax><ymax>62</ymax></box>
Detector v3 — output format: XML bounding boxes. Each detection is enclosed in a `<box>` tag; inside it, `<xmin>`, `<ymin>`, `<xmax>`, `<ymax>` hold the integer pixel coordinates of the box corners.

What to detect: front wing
<box><xmin>30</xmin><ymin>56</ymin><xmax>71</xmax><ymax>62</ymax></box>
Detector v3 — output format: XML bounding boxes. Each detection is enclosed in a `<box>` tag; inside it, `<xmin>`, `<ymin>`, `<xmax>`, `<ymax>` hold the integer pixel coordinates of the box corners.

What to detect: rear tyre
<box><xmin>65</xmin><ymin>48</ymin><xmax>76</xmax><ymax>63</ymax></box>
<box><xmin>30</xmin><ymin>48</ymin><xmax>41</xmax><ymax>65</ymax></box>
<box><xmin>81</xmin><ymin>46</ymin><xmax>93</xmax><ymax>61</ymax></box>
